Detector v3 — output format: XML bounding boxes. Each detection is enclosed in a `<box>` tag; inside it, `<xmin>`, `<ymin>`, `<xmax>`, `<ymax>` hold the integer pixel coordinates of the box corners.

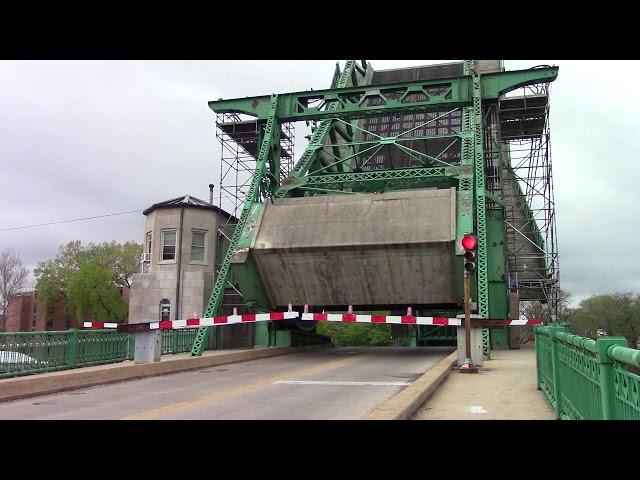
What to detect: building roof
<box><xmin>143</xmin><ymin>195</ymin><xmax>238</xmax><ymax>221</ymax></box>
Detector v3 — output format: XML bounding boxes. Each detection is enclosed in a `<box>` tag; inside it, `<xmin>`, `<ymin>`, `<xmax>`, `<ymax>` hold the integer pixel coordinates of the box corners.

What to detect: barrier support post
<box><xmin>134</xmin><ymin>330</ymin><xmax>162</xmax><ymax>364</ymax></box>
<box><xmin>548</xmin><ymin>324</ymin><xmax>568</xmax><ymax>419</ymax></box>
<box><xmin>595</xmin><ymin>336</ymin><xmax>627</xmax><ymax>420</ymax></box>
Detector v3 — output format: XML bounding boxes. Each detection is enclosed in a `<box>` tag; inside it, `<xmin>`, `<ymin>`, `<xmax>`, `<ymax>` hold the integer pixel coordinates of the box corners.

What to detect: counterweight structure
<box><xmin>191</xmin><ymin>60</ymin><xmax>559</xmax><ymax>357</ymax></box>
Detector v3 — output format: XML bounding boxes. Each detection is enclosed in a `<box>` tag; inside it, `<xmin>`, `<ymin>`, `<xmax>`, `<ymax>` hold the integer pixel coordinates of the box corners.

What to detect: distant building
<box><xmin>4</xmin><ymin>288</ymin><xmax>129</xmax><ymax>332</ymax></box>
<box><xmin>6</xmin><ymin>291</ymin><xmax>72</xmax><ymax>332</ymax></box>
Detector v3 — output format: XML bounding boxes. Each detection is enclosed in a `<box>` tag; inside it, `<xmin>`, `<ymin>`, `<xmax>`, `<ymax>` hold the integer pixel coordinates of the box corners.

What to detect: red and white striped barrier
<box><xmin>301</xmin><ymin>313</ymin><xmax>543</xmax><ymax>327</ymax></box>
<box><xmin>83</xmin><ymin>304</ymin><xmax>543</xmax><ymax>330</ymax></box>
<box><xmin>301</xmin><ymin>313</ymin><xmax>463</xmax><ymax>326</ymax></box>
<box><xmin>155</xmin><ymin>311</ymin><xmax>299</xmax><ymax>329</ymax></box>
<box><xmin>299</xmin><ymin>306</ymin><xmax>542</xmax><ymax>327</ymax></box>
<box><xmin>505</xmin><ymin>319</ymin><xmax>543</xmax><ymax>326</ymax></box>
<box><xmin>83</xmin><ymin>322</ymin><xmax>121</xmax><ymax>329</ymax></box>
<box><xmin>83</xmin><ymin>311</ymin><xmax>298</xmax><ymax>331</ymax></box>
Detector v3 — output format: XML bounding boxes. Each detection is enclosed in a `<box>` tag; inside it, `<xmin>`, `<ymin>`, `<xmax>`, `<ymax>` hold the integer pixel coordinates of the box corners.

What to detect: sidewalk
<box><xmin>412</xmin><ymin>345</ymin><xmax>555</xmax><ymax>420</ymax></box>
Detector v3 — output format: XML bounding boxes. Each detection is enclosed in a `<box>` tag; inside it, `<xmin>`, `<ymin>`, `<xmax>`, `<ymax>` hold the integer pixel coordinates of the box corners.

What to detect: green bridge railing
<box><xmin>534</xmin><ymin>324</ymin><xmax>640</xmax><ymax>420</ymax></box>
<box><xmin>161</xmin><ymin>328</ymin><xmax>200</xmax><ymax>355</ymax></box>
<box><xmin>0</xmin><ymin>328</ymin><xmax>204</xmax><ymax>379</ymax></box>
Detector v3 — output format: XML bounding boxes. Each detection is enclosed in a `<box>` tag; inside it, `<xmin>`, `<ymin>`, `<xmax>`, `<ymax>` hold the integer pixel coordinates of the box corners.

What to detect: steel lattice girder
<box><xmin>277</xmin><ymin>165</ymin><xmax>472</xmax><ymax>192</ymax></box>
<box><xmin>198</xmin><ymin>62</ymin><xmax>360</xmax><ymax>338</ymax></box>
<box><xmin>204</xmin><ymin>96</ymin><xmax>279</xmax><ymax>318</ymax></box>
<box><xmin>278</xmin><ymin>61</ymin><xmax>357</xmax><ymax>178</ymax></box>
<box><xmin>192</xmin><ymin>97</ymin><xmax>281</xmax><ymax>356</ymax></box>
<box><xmin>208</xmin><ymin>67</ymin><xmax>558</xmax><ymax>122</ymax></box>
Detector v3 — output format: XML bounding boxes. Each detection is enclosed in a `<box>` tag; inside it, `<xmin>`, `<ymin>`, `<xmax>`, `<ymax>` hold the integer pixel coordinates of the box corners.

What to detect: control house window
<box><xmin>191</xmin><ymin>230</ymin><xmax>206</xmax><ymax>263</ymax></box>
<box><xmin>145</xmin><ymin>231</ymin><xmax>152</xmax><ymax>255</ymax></box>
<box><xmin>161</xmin><ymin>230</ymin><xmax>177</xmax><ymax>261</ymax></box>
<box><xmin>160</xmin><ymin>299</ymin><xmax>171</xmax><ymax>321</ymax></box>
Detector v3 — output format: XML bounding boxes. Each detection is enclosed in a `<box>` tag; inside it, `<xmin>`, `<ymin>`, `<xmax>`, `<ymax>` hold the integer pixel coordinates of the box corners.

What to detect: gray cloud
<box><xmin>0</xmin><ymin>60</ymin><xmax>637</xmax><ymax>306</ymax></box>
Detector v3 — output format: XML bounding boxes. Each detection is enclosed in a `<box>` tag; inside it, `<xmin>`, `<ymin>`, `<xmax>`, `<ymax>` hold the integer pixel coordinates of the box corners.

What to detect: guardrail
<box><xmin>0</xmin><ymin>328</ymin><xmax>208</xmax><ymax>379</ymax></box>
<box><xmin>534</xmin><ymin>324</ymin><xmax>640</xmax><ymax>420</ymax></box>
<box><xmin>0</xmin><ymin>329</ymin><xmax>130</xmax><ymax>379</ymax></box>
<box><xmin>161</xmin><ymin>329</ymin><xmax>200</xmax><ymax>355</ymax></box>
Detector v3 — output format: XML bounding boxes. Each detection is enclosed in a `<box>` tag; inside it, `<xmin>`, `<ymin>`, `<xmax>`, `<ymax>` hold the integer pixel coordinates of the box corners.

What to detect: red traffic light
<box><xmin>461</xmin><ymin>234</ymin><xmax>478</xmax><ymax>251</ymax></box>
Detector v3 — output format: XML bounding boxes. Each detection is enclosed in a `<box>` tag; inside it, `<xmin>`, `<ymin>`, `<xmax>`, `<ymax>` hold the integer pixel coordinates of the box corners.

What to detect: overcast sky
<box><xmin>0</xmin><ymin>60</ymin><xmax>637</xmax><ymax>305</ymax></box>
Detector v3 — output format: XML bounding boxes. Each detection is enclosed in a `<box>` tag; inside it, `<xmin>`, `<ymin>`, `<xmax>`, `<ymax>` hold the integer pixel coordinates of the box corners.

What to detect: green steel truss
<box><xmin>210</xmin><ymin>67</ymin><xmax>558</xmax><ymax>123</ymax></box>
<box><xmin>287</xmin><ymin>60</ymin><xmax>358</xmax><ymax>179</ymax></box>
<box><xmin>190</xmin><ymin>95</ymin><xmax>280</xmax><ymax>356</ymax></box>
<box><xmin>192</xmin><ymin>60</ymin><xmax>558</xmax><ymax>357</ymax></box>
<box><xmin>278</xmin><ymin>165</ymin><xmax>472</xmax><ymax>195</ymax></box>
<box><xmin>469</xmin><ymin>63</ymin><xmax>491</xmax><ymax>359</ymax></box>
<box><xmin>191</xmin><ymin>62</ymin><xmax>360</xmax><ymax>356</ymax></box>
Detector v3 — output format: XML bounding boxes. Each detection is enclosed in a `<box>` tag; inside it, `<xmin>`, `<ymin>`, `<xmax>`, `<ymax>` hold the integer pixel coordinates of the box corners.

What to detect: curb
<box><xmin>367</xmin><ymin>351</ymin><xmax>458</xmax><ymax>420</ymax></box>
<box><xmin>0</xmin><ymin>344</ymin><xmax>331</xmax><ymax>403</ymax></box>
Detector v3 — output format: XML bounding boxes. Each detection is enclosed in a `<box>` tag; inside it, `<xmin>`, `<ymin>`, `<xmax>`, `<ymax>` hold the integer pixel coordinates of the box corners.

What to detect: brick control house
<box><xmin>4</xmin><ymin>288</ymin><xmax>130</xmax><ymax>332</ymax></box>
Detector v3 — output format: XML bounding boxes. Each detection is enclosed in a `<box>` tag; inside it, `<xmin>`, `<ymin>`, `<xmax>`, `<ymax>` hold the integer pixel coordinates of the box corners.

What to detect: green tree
<box><xmin>316</xmin><ymin>322</ymin><xmax>393</xmax><ymax>346</ymax></box>
<box><xmin>34</xmin><ymin>240</ymin><xmax>142</xmax><ymax>321</ymax></box>
<box><xmin>33</xmin><ymin>240</ymin><xmax>85</xmax><ymax>308</ymax></box>
<box><xmin>520</xmin><ymin>289</ymin><xmax>573</xmax><ymax>323</ymax></box>
<box><xmin>67</xmin><ymin>263</ymin><xmax>127</xmax><ymax>323</ymax></box>
<box><xmin>567</xmin><ymin>293</ymin><xmax>640</xmax><ymax>348</ymax></box>
<box><xmin>84</xmin><ymin>241</ymin><xmax>141</xmax><ymax>288</ymax></box>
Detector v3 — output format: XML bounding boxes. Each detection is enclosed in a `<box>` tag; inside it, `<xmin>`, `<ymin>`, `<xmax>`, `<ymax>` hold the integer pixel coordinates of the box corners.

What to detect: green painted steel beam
<box><xmin>193</xmin><ymin>62</ymin><xmax>363</xmax><ymax>357</ymax></box>
<box><xmin>191</xmin><ymin>95</ymin><xmax>281</xmax><ymax>357</ymax></box>
<box><xmin>277</xmin><ymin>166</ymin><xmax>469</xmax><ymax>194</ymax></box>
<box><xmin>327</xmin><ymin>128</ymin><xmax>345</xmax><ymax>173</ymax></box>
<box><xmin>471</xmin><ymin>70</ymin><xmax>491</xmax><ymax>360</ymax></box>
<box><xmin>287</xmin><ymin>61</ymin><xmax>358</xmax><ymax>178</ymax></box>
<box><xmin>487</xmin><ymin>209</ymin><xmax>509</xmax><ymax>349</ymax></box>
<box><xmin>333</xmin><ymin>123</ymin><xmax>353</xmax><ymax>142</ymax></box>
<box><xmin>208</xmin><ymin>67</ymin><xmax>558</xmax><ymax>123</ymax></box>
<box><xmin>204</xmin><ymin>97</ymin><xmax>279</xmax><ymax>318</ymax></box>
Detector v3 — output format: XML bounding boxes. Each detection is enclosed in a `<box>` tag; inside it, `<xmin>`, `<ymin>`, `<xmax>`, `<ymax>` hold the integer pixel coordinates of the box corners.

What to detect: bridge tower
<box><xmin>191</xmin><ymin>60</ymin><xmax>560</xmax><ymax>357</ymax></box>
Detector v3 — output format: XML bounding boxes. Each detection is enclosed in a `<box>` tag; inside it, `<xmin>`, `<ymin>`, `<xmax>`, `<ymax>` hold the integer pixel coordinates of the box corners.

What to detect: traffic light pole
<box><xmin>459</xmin><ymin>273</ymin><xmax>478</xmax><ymax>373</ymax></box>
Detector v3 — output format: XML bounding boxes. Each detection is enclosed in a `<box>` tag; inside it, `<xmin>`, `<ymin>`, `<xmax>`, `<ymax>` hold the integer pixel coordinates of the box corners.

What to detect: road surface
<box><xmin>0</xmin><ymin>346</ymin><xmax>453</xmax><ymax>420</ymax></box>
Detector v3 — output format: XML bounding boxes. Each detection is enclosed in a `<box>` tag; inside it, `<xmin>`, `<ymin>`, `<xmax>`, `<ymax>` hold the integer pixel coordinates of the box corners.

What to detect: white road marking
<box><xmin>470</xmin><ymin>405</ymin><xmax>487</xmax><ymax>414</ymax></box>
<box><xmin>273</xmin><ymin>380</ymin><xmax>411</xmax><ymax>386</ymax></box>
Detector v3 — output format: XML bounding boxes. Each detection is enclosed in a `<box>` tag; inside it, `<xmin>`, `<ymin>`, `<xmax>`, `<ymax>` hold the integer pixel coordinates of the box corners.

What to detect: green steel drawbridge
<box><xmin>191</xmin><ymin>60</ymin><xmax>559</xmax><ymax>357</ymax></box>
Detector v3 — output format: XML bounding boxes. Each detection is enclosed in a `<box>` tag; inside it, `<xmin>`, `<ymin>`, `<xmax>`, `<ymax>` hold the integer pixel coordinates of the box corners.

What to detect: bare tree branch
<box><xmin>0</xmin><ymin>248</ymin><xmax>30</xmax><ymax>330</ymax></box>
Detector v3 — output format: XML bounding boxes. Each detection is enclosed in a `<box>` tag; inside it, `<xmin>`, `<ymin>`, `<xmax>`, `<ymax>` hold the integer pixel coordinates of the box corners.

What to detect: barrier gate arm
<box><xmin>84</xmin><ymin>310</ymin><xmax>542</xmax><ymax>332</ymax></box>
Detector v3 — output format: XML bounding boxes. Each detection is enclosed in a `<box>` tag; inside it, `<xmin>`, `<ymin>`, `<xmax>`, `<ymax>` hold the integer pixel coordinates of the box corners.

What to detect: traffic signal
<box><xmin>462</xmin><ymin>234</ymin><xmax>477</xmax><ymax>276</ymax></box>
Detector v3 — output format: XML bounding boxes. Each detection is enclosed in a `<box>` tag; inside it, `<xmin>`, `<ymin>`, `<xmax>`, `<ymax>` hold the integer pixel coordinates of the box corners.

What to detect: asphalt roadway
<box><xmin>0</xmin><ymin>346</ymin><xmax>453</xmax><ymax>420</ymax></box>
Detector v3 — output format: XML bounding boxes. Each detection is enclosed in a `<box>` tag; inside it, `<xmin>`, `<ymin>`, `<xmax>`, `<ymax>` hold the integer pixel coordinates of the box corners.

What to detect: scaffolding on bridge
<box><xmin>210</xmin><ymin>112</ymin><xmax>295</xmax><ymax>338</ymax></box>
<box><xmin>500</xmin><ymin>79</ymin><xmax>559</xmax><ymax>320</ymax></box>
